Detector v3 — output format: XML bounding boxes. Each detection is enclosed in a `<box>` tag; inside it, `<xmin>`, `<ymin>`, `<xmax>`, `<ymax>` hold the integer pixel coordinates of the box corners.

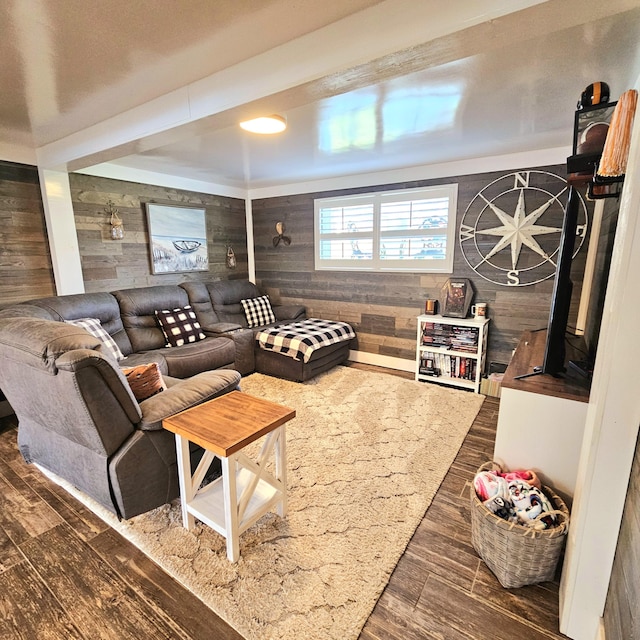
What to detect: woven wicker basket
<box><xmin>470</xmin><ymin>462</ymin><xmax>570</xmax><ymax>589</ymax></box>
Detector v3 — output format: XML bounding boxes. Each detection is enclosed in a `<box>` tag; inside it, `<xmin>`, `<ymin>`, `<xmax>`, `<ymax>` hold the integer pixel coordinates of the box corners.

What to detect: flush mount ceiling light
<box><xmin>239</xmin><ymin>114</ymin><xmax>286</xmax><ymax>134</ymax></box>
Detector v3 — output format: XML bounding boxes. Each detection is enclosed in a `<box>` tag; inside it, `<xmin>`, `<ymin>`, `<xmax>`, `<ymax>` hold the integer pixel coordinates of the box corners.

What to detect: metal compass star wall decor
<box><xmin>459</xmin><ymin>170</ymin><xmax>588</xmax><ymax>286</ymax></box>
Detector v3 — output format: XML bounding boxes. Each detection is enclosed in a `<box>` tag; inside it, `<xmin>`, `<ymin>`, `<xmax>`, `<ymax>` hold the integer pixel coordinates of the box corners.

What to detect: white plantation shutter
<box><xmin>317</xmin><ymin>198</ymin><xmax>374</xmax><ymax>263</ymax></box>
<box><xmin>315</xmin><ymin>185</ymin><xmax>456</xmax><ymax>272</ymax></box>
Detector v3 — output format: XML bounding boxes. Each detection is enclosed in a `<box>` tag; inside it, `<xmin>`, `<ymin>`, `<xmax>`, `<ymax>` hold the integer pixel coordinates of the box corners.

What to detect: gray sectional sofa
<box><xmin>182</xmin><ymin>279</ymin><xmax>352</xmax><ymax>382</ymax></box>
<box><xmin>0</xmin><ymin>278</ymin><xmax>353</xmax><ymax>519</ymax></box>
<box><xmin>0</xmin><ymin>315</ymin><xmax>241</xmax><ymax>519</ymax></box>
<box><xmin>12</xmin><ymin>287</ymin><xmax>238</xmax><ymax>378</ymax></box>
<box><xmin>180</xmin><ymin>279</ymin><xmax>307</xmax><ymax>376</ymax></box>
<box><xmin>1</xmin><ymin>280</ymin><xmax>309</xmax><ymax>377</ymax></box>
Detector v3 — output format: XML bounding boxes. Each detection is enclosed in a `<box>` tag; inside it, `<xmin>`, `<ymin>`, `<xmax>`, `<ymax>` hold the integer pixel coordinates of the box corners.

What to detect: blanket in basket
<box><xmin>256</xmin><ymin>318</ymin><xmax>355</xmax><ymax>363</ymax></box>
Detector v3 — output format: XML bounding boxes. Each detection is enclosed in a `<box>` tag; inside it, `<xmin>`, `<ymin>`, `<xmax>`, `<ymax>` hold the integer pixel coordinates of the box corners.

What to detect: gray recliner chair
<box><xmin>0</xmin><ymin>317</ymin><xmax>241</xmax><ymax>519</ymax></box>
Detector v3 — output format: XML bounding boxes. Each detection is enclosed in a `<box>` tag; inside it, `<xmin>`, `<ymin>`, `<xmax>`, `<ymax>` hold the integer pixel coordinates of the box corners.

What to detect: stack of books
<box><xmin>449</xmin><ymin>326</ymin><xmax>479</xmax><ymax>353</ymax></box>
<box><xmin>419</xmin><ymin>352</ymin><xmax>478</xmax><ymax>380</ymax></box>
<box><xmin>421</xmin><ymin>323</ymin><xmax>479</xmax><ymax>353</ymax></box>
<box><xmin>421</xmin><ymin>322</ymin><xmax>452</xmax><ymax>348</ymax></box>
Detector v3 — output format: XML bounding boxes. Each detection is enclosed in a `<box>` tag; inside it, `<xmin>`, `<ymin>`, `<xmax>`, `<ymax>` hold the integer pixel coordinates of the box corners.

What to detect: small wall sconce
<box><xmin>273</xmin><ymin>221</ymin><xmax>291</xmax><ymax>247</ymax></box>
<box><xmin>226</xmin><ymin>243</ymin><xmax>237</xmax><ymax>269</ymax></box>
<box><xmin>105</xmin><ymin>200</ymin><xmax>124</xmax><ymax>240</ymax></box>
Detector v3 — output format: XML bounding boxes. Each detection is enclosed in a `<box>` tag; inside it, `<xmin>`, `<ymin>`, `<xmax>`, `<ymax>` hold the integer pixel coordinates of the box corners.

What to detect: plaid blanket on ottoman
<box><xmin>256</xmin><ymin>318</ymin><xmax>355</xmax><ymax>363</ymax></box>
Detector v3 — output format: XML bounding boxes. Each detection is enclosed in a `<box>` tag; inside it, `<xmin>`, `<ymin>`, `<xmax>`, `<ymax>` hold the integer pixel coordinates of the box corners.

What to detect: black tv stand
<box><xmin>513</xmin><ymin>365</ymin><xmax>544</xmax><ymax>380</ymax></box>
<box><xmin>513</xmin><ymin>365</ymin><xmax>566</xmax><ymax>381</ymax></box>
<box><xmin>568</xmin><ymin>359</ymin><xmax>593</xmax><ymax>378</ymax></box>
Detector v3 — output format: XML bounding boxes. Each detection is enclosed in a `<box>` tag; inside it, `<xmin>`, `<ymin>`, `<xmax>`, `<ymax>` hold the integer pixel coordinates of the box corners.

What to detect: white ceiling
<box><xmin>2</xmin><ymin>0</ymin><xmax>640</xmax><ymax>193</ymax></box>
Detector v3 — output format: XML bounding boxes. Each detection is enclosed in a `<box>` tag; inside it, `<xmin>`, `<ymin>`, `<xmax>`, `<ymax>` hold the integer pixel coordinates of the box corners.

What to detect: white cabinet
<box><xmin>492</xmin><ymin>329</ymin><xmax>590</xmax><ymax>501</ymax></box>
<box><xmin>415</xmin><ymin>314</ymin><xmax>489</xmax><ymax>393</ymax></box>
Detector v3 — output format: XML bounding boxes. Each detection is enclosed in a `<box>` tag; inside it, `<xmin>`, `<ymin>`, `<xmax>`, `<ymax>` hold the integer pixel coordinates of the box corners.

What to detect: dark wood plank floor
<box><xmin>360</xmin><ymin>390</ymin><xmax>568</xmax><ymax>640</ymax></box>
<box><xmin>0</xmin><ymin>366</ymin><xmax>568</xmax><ymax>640</ymax></box>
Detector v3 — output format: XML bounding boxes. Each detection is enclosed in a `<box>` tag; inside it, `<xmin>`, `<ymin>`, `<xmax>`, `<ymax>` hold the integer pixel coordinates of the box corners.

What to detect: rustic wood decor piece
<box><xmin>273</xmin><ymin>221</ymin><xmax>292</xmax><ymax>247</ymax></box>
<box><xmin>459</xmin><ymin>170</ymin><xmax>588</xmax><ymax>287</ymax></box>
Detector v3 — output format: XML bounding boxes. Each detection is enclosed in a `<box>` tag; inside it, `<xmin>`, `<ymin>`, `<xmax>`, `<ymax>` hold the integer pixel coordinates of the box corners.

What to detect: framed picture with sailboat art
<box><xmin>145</xmin><ymin>203</ymin><xmax>209</xmax><ymax>274</ymax></box>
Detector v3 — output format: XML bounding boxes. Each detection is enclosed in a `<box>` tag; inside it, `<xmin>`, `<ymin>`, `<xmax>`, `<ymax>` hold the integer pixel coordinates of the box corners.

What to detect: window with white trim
<box><xmin>314</xmin><ymin>184</ymin><xmax>457</xmax><ymax>272</ymax></box>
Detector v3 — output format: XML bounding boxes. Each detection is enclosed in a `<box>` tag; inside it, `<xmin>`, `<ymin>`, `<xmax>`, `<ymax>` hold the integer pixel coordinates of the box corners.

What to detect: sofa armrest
<box><xmin>202</xmin><ymin>322</ymin><xmax>244</xmax><ymax>335</ymax></box>
<box><xmin>202</xmin><ymin>325</ymin><xmax>254</xmax><ymax>375</ymax></box>
<box><xmin>56</xmin><ymin>349</ymin><xmax>142</xmax><ymax>422</ymax></box>
<box><xmin>274</xmin><ymin>305</ymin><xmax>306</xmax><ymax>321</ymax></box>
<box><xmin>227</xmin><ymin>328</ymin><xmax>255</xmax><ymax>375</ymax></box>
<box><xmin>202</xmin><ymin>322</ymin><xmax>256</xmax><ymax>376</ymax></box>
<box><xmin>138</xmin><ymin>369</ymin><xmax>241</xmax><ymax>430</ymax></box>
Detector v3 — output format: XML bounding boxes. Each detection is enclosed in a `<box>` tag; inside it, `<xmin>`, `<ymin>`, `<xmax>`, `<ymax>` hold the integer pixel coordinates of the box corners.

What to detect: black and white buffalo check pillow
<box><xmin>155</xmin><ymin>305</ymin><xmax>206</xmax><ymax>347</ymax></box>
<box><xmin>65</xmin><ymin>317</ymin><xmax>125</xmax><ymax>362</ymax></box>
<box><xmin>241</xmin><ymin>295</ymin><xmax>276</xmax><ymax>328</ymax></box>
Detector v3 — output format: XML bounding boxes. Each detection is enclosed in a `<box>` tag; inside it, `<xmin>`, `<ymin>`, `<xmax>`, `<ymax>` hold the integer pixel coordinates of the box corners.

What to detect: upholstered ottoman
<box><xmin>254</xmin><ymin>318</ymin><xmax>355</xmax><ymax>382</ymax></box>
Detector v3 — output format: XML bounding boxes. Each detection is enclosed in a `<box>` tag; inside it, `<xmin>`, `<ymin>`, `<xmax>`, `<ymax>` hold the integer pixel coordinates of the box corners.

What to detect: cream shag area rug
<box><xmin>46</xmin><ymin>366</ymin><xmax>484</xmax><ymax>640</ymax></box>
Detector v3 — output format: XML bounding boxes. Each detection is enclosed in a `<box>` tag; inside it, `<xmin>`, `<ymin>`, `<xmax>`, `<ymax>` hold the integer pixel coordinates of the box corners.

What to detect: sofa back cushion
<box><xmin>26</xmin><ymin>292</ymin><xmax>133</xmax><ymax>356</ymax></box>
<box><xmin>207</xmin><ymin>280</ymin><xmax>262</xmax><ymax>327</ymax></box>
<box><xmin>179</xmin><ymin>280</ymin><xmax>219</xmax><ymax>328</ymax></box>
<box><xmin>0</xmin><ymin>317</ymin><xmax>103</xmax><ymax>375</ymax></box>
<box><xmin>0</xmin><ymin>304</ymin><xmax>58</xmax><ymax>320</ymax></box>
<box><xmin>113</xmin><ymin>285</ymin><xmax>190</xmax><ymax>352</ymax></box>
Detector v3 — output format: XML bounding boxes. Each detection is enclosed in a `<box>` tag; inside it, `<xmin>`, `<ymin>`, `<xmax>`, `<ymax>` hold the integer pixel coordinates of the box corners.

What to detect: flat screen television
<box><xmin>576</xmin><ymin>197</ymin><xmax>619</xmax><ymax>374</ymax></box>
<box><xmin>542</xmin><ymin>186</ymin><xmax>581</xmax><ymax>376</ymax></box>
<box><xmin>515</xmin><ymin>186</ymin><xmax>580</xmax><ymax>379</ymax></box>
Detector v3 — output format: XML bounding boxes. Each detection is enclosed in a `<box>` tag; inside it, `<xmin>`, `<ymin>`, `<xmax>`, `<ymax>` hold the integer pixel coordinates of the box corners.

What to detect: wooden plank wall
<box><xmin>252</xmin><ymin>164</ymin><xmax>592</xmax><ymax>369</ymax></box>
<box><xmin>0</xmin><ymin>165</ymin><xmax>249</xmax><ymax>307</ymax></box>
<box><xmin>68</xmin><ymin>173</ymin><xmax>249</xmax><ymax>292</ymax></box>
<box><xmin>0</xmin><ymin>160</ymin><xmax>593</xmax><ymax>372</ymax></box>
<box><xmin>0</xmin><ymin>161</ymin><xmax>55</xmax><ymax>307</ymax></box>
<box><xmin>603</xmin><ymin>431</ymin><xmax>640</xmax><ymax>640</ymax></box>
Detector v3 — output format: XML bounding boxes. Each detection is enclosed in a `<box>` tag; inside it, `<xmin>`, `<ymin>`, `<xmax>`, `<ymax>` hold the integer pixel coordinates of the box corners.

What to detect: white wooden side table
<box><xmin>163</xmin><ymin>390</ymin><xmax>296</xmax><ymax>562</ymax></box>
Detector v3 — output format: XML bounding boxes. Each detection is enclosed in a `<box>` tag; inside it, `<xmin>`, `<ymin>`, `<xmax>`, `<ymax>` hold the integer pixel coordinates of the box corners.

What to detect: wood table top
<box><xmin>162</xmin><ymin>391</ymin><xmax>296</xmax><ymax>457</ymax></box>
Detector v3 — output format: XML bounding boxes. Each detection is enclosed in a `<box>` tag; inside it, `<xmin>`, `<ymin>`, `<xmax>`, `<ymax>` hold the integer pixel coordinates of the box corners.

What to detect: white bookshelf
<box><xmin>415</xmin><ymin>314</ymin><xmax>489</xmax><ymax>393</ymax></box>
